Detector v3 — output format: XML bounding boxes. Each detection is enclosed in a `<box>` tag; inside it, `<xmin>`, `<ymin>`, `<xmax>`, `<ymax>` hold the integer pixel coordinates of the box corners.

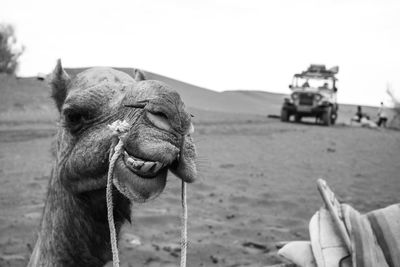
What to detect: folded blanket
<box><xmin>278</xmin><ymin>241</ymin><xmax>317</xmax><ymax>267</ymax></box>
<box><xmin>309</xmin><ymin>207</ymin><xmax>350</xmax><ymax>267</ymax></box>
<box><xmin>343</xmin><ymin>203</ymin><xmax>400</xmax><ymax>267</ymax></box>
<box><xmin>277</xmin><ymin>180</ymin><xmax>400</xmax><ymax>267</ymax></box>
<box><xmin>342</xmin><ymin>204</ymin><xmax>388</xmax><ymax>267</ymax></box>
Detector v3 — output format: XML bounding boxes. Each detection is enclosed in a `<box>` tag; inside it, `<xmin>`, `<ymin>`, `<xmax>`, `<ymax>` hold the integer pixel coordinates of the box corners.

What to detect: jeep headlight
<box><xmin>291</xmin><ymin>93</ymin><xmax>299</xmax><ymax>101</ymax></box>
<box><xmin>314</xmin><ymin>94</ymin><xmax>322</xmax><ymax>102</ymax></box>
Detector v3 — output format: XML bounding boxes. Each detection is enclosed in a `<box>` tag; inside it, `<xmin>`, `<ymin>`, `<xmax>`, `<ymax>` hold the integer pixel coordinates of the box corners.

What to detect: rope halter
<box><xmin>107</xmin><ymin>120</ymin><xmax>188</xmax><ymax>267</ymax></box>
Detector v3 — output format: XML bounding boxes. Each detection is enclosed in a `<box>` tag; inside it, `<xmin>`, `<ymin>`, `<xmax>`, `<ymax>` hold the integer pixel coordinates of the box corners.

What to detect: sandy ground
<box><xmin>1</xmin><ymin>115</ymin><xmax>399</xmax><ymax>267</ymax></box>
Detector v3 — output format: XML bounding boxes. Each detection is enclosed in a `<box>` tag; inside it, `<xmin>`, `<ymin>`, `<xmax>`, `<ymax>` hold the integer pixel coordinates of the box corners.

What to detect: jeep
<box><xmin>281</xmin><ymin>64</ymin><xmax>339</xmax><ymax>126</ymax></box>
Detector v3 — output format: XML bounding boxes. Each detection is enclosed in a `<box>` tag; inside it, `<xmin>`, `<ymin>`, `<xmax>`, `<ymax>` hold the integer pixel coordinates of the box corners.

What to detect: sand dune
<box><xmin>64</xmin><ymin>67</ymin><xmax>286</xmax><ymax>116</ymax></box>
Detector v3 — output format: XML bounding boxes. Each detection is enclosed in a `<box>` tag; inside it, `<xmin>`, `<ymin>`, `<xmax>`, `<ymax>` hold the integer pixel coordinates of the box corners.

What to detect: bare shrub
<box><xmin>0</xmin><ymin>23</ymin><xmax>24</xmax><ymax>74</ymax></box>
<box><xmin>386</xmin><ymin>84</ymin><xmax>400</xmax><ymax>129</ymax></box>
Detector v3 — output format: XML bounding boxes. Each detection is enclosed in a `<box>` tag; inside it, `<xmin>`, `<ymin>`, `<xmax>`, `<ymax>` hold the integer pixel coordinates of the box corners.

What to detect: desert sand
<box><xmin>0</xmin><ymin>72</ymin><xmax>399</xmax><ymax>266</ymax></box>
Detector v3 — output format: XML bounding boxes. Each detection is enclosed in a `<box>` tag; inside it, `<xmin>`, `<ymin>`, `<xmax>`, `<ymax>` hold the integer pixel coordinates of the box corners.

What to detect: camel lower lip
<box><xmin>112</xmin><ymin>157</ymin><xmax>167</xmax><ymax>202</ymax></box>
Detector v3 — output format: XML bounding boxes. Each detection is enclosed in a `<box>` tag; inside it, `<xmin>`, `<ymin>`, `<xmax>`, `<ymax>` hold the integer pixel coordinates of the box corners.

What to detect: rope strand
<box><xmin>107</xmin><ymin>139</ymin><xmax>124</xmax><ymax>267</ymax></box>
<box><xmin>180</xmin><ymin>181</ymin><xmax>188</xmax><ymax>267</ymax></box>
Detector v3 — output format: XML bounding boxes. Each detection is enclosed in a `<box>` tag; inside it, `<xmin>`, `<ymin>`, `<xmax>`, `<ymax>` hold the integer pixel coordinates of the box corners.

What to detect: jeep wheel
<box><xmin>331</xmin><ymin>112</ymin><xmax>337</xmax><ymax>125</ymax></box>
<box><xmin>322</xmin><ymin>107</ymin><xmax>332</xmax><ymax>126</ymax></box>
<box><xmin>295</xmin><ymin>114</ymin><xmax>302</xmax><ymax>122</ymax></box>
<box><xmin>281</xmin><ymin>108</ymin><xmax>289</xmax><ymax>122</ymax></box>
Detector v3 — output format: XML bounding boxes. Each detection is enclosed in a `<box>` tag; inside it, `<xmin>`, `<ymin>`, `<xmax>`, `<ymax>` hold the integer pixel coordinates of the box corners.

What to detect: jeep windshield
<box><xmin>292</xmin><ymin>76</ymin><xmax>335</xmax><ymax>90</ymax></box>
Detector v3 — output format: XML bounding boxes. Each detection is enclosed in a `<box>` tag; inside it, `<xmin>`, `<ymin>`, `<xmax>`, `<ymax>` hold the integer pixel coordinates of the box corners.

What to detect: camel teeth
<box><xmin>126</xmin><ymin>157</ymin><xmax>135</xmax><ymax>165</ymax></box>
<box><xmin>132</xmin><ymin>160</ymin><xmax>144</xmax><ymax>168</ymax></box>
<box><xmin>141</xmin><ymin>162</ymin><xmax>155</xmax><ymax>172</ymax></box>
<box><xmin>152</xmin><ymin>162</ymin><xmax>163</xmax><ymax>173</ymax></box>
<box><xmin>125</xmin><ymin>156</ymin><xmax>144</xmax><ymax>169</ymax></box>
<box><xmin>123</xmin><ymin>150</ymin><xmax>165</xmax><ymax>174</ymax></box>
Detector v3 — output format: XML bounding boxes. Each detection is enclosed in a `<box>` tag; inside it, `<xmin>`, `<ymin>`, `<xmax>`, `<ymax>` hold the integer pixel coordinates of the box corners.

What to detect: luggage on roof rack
<box><xmin>295</xmin><ymin>64</ymin><xmax>339</xmax><ymax>80</ymax></box>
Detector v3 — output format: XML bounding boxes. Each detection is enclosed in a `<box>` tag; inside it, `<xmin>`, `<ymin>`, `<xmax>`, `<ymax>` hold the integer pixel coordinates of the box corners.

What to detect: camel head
<box><xmin>50</xmin><ymin>60</ymin><xmax>197</xmax><ymax>202</ymax></box>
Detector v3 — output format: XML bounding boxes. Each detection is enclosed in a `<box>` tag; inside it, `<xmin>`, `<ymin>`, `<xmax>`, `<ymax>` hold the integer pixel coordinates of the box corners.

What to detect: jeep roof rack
<box><xmin>294</xmin><ymin>65</ymin><xmax>339</xmax><ymax>80</ymax></box>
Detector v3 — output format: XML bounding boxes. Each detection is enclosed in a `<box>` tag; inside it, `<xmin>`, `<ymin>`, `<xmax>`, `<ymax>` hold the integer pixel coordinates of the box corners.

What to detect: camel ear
<box><xmin>134</xmin><ymin>69</ymin><xmax>146</xmax><ymax>81</ymax></box>
<box><xmin>50</xmin><ymin>59</ymin><xmax>71</xmax><ymax>112</ymax></box>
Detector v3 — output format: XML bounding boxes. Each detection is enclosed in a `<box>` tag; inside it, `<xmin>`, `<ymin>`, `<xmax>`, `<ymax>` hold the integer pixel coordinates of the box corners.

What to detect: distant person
<box><xmin>351</xmin><ymin>106</ymin><xmax>373</xmax><ymax>125</ymax></box>
<box><xmin>302</xmin><ymin>81</ymin><xmax>310</xmax><ymax>88</ymax></box>
<box><xmin>377</xmin><ymin>102</ymin><xmax>388</xmax><ymax>127</ymax></box>
<box><xmin>354</xmin><ymin>106</ymin><xmax>363</xmax><ymax>123</ymax></box>
<box><xmin>319</xmin><ymin>82</ymin><xmax>329</xmax><ymax>89</ymax></box>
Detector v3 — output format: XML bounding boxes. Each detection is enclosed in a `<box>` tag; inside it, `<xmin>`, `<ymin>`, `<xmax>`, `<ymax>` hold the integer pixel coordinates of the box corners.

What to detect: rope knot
<box><xmin>108</xmin><ymin>120</ymin><xmax>130</xmax><ymax>137</ymax></box>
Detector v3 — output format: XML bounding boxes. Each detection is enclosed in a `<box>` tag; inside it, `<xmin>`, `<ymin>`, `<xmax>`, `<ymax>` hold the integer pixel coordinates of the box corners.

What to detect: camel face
<box><xmin>51</xmin><ymin>62</ymin><xmax>197</xmax><ymax>202</ymax></box>
<box><xmin>113</xmin><ymin>80</ymin><xmax>197</xmax><ymax>201</ymax></box>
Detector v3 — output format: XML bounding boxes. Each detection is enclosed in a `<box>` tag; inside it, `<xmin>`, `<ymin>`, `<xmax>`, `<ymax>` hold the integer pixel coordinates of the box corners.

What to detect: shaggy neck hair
<box><xmin>32</xmin><ymin>166</ymin><xmax>130</xmax><ymax>266</ymax></box>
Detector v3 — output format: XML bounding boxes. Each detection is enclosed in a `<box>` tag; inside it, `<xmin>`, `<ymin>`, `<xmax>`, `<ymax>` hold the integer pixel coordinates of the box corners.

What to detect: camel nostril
<box><xmin>170</xmin><ymin>152</ymin><xmax>180</xmax><ymax>170</ymax></box>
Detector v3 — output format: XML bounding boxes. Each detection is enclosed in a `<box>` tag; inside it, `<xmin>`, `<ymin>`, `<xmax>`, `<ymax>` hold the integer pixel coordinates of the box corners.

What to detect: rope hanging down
<box><xmin>107</xmin><ymin>139</ymin><xmax>123</xmax><ymax>267</ymax></box>
<box><xmin>181</xmin><ymin>181</ymin><xmax>188</xmax><ymax>267</ymax></box>
<box><xmin>107</xmin><ymin>120</ymin><xmax>188</xmax><ymax>267</ymax></box>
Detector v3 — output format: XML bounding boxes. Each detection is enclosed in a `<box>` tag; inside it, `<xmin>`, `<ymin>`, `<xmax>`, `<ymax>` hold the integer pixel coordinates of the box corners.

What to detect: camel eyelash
<box><xmin>124</xmin><ymin>100</ymin><xmax>150</xmax><ymax>109</ymax></box>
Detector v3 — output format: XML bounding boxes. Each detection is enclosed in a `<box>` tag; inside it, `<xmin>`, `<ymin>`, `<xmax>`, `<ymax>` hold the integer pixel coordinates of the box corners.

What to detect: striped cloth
<box><xmin>342</xmin><ymin>203</ymin><xmax>400</xmax><ymax>267</ymax></box>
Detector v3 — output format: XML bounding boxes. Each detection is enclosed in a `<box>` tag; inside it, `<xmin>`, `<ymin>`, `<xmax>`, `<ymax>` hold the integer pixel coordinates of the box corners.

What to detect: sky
<box><xmin>2</xmin><ymin>0</ymin><xmax>400</xmax><ymax>106</ymax></box>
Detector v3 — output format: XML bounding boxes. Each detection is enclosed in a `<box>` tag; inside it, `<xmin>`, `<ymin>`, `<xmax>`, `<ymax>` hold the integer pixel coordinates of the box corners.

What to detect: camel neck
<box><xmin>29</xmin><ymin>170</ymin><xmax>131</xmax><ymax>267</ymax></box>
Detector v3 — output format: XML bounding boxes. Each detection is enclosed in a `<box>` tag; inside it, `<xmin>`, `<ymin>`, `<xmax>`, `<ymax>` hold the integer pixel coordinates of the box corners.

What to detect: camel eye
<box><xmin>63</xmin><ymin>108</ymin><xmax>92</xmax><ymax>133</ymax></box>
<box><xmin>151</xmin><ymin>111</ymin><xmax>168</xmax><ymax>120</ymax></box>
<box><xmin>66</xmin><ymin>112</ymin><xmax>82</xmax><ymax>124</ymax></box>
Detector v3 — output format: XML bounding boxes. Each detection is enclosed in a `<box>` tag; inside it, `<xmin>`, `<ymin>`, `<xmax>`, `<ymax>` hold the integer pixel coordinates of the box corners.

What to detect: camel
<box><xmin>28</xmin><ymin>60</ymin><xmax>197</xmax><ymax>266</ymax></box>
